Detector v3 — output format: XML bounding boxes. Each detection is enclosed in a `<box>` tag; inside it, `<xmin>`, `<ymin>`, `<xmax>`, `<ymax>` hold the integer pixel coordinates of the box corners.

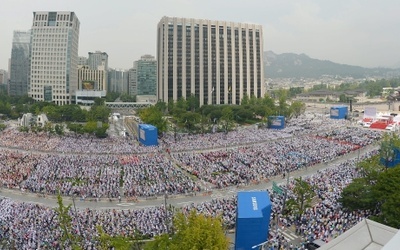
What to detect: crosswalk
<box><xmin>281</xmin><ymin>230</ymin><xmax>298</xmax><ymax>241</ymax></box>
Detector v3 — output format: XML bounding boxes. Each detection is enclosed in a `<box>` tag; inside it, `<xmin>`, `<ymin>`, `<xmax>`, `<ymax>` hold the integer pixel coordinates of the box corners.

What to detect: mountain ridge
<box><xmin>264</xmin><ymin>51</ymin><xmax>400</xmax><ymax>79</ymax></box>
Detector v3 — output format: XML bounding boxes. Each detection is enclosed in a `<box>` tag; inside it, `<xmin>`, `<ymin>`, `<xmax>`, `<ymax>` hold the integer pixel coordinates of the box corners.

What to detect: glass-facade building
<box><xmin>137</xmin><ymin>55</ymin><xmax>157</xmax><ymax>96</ymax></box>
<box><xmin>107</xmin><ymin>68</ymin><xmax>127</xmax><ymax>94</ymax></box>
<box><xmin>157</xmin><ymin>16</ymin><xmax>264</xmax><ymax>106</ymax></box>
<box><xmin>9</xmin><ymin>30</ymin><xmax>31</xmax><ymax>96</ymax></box>
<box><xmin>29</xmin><ymin>11</ymin><xmax>80</xmax><ymax>105</ymax></box>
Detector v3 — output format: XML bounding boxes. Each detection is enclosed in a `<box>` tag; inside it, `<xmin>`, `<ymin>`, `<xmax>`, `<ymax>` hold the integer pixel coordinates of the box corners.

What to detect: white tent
<box><xmin>318</xmin><ymin>219</ymin><xmax>398</xmax><ymax>250</ymax></box>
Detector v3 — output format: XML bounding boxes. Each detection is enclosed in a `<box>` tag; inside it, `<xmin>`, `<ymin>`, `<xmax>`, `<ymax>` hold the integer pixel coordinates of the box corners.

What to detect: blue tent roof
<box><xmin>237</xmin><ymin>191</ymin><xmax>271</xmax><ymax>219</ymax></box>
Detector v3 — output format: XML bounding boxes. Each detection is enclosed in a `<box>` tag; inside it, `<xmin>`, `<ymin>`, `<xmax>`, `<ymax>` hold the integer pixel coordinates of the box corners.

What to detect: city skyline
<box><xmin>1</xmin><ymin>0</ymin><xmax>400</xmax><ymax>71</ymax></box>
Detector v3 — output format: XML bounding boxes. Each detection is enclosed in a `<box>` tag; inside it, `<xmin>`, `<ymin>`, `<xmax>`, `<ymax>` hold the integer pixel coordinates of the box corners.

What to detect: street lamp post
<box><xmin>164</xmin><ymin>191</ymin><xmax>170</xmax><ymax>235</ymax></box>
<box><xmin>252</xmin><ymin>240</ymin><xmax>269</xmax><ymax>250</ymax></box>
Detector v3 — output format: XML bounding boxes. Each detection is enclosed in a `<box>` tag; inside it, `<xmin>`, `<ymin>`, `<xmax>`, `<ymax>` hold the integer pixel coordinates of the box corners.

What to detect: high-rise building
<box><xmin>127</xmin><ymin>66</ymin><xmax>137</xmax><ymax>96</ymax></box>
<box><xmin>9</xmin><ymin>30</ymin><xmax>31</xmax><ymax>96</ymax></box>
<box><xmin>29</xmin><ymin>11</ymin><xmax>80</xmax><ymax>105</ymax></box>
<box><xmin>88</xmin><ymin>51</ymin><xmax>108</xmax><ymax>71</ymax></box>
<box><xmin>108</xmin><ymin>68</ymin><xmax>126</xmax><ymax>94</ymax></box>
<box><xmin>78</xmin><ymin>56</ymin><xmax>88</xmax><ymax>66</ymax></box>
<box><xmin>136</xmin><ymin>54</ymin><xmax>157</xmax><ymax>96</ymax></box>
<box><xmin>157</xmin><ymin>16</ymin><xmax>264</xmax><ymax>106</ymax></box>
<box><xmin>0</xmin><ymin>70</ymin><xmax>7</xmax><ymax>85</ymax></box>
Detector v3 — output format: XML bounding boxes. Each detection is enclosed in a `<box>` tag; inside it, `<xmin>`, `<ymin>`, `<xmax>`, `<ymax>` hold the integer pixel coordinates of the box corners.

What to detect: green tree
<box><xmin>55</xmin><ymin>124</ymin><xmax>65</xmax><ymax>136</ymax></box>
<box><xmin>138</xmin><ymin>106</ymin><xmax>168</xmax><ymax>134</ymax></box>
<box><xmin>43</xmin><ymin>121</ymin><xmax>55</xmax><ymax>134</ymax></box>
<box><xmin>289</xmin><ymin>100</ymin><xmax>306</xmax><ymax>118</ymax></box>
<box><xmin>285</xmin><ymin>177</ymin><xmax>315</xmax><ymax>215</ymax></box>
<box><xmin>178</xmin><ymin>112</ymin><xmax>201</xmax><ymax>133</ymax></box>
<box><xmin>220</xmin><ymin>106</ymin><xmax>234</xmax><ymax>132</ymax></box>
<box><xmin>54</xmin><ymin>193</ymin><xmax>82</xmax><ymax>250</ymax></box>
<box><xmin>145</xmin><ymin>210</ymin><xmax>230</xmax><ymax>250</ymax></box>
<box><xmin>240</xmin><ymin>94</ymin><xmax>250</xmax><ymax>105</ymax></box>
<box><xmin>0</xmin><ymin>123</ymin><xmax>6</xmax><ymax>131</ymax></box>
<box><xmin>176</xmin><ymin>97</ymin><xmax>188</xmax><ymax>111</ymax></box>
<box><xmin>186</xmin><ymin>94</ymin><xmax>200</xmax><ymax>112</ymax></box>
<box><xmin>87</xmin><ymin>105</ymin><xmax>111</xmax><ymax>123</ymax></box>
<box><xmin>380</xmin><ymin>132</ymin><xmax>400</xmax><ymax>169</ymax></box>
<box><xmin>339</xmin><ymin>177</ymin><xmax>377</xmax><ymax>210</ymax></box>
<box><xmin>155</xmin><ymin>100</ymin><xmax>168</xmax><ymax>114</ymax></box>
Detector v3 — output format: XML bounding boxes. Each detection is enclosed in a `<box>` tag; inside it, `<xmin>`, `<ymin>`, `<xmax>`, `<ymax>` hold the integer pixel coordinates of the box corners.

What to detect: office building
<box><xmin>157</xmin><ymin>16</ymin><xmax>264</xmax><ymax>106</ymax></box>
<box><xmin>78</xmin><ymin>64</ymin><xmax>107</xmax><ymax>91</ymax></box>
<box><xmin>108</xmin><ymin>68</ymin><xmax>127</xmax><ymax>94</ymax></box>
<box><xmin>137</xmin><ymin>54</ymin><xmax>157</xmax><ymax>96</ymax></box>
<box><xmin>29</xmin><ymin>11</ymin><xmax>80</xmax><ymax>105</ymax></box>
<box><xmin>8</xmin><ymin>30</ymin><xmax>31</xmax><ymax>96</ymax></box>
<box><xmin>78</xmin><ymin>56</ymin><xmax>88</xmax><ymax>66</ymax></box>
<box><xmin>0</xmin><ymin>70</ymin><xmax>7</xmax><ymax>85</ymax></box>
<box><xmin>127</xmin><ymin>66</ymin><xmax>137</xmax><ymax>96</ymax></box>
<box><xmin>88</xmin><ymin>51</ymin><xmax>108</xmax><ymax>71</ymax></box>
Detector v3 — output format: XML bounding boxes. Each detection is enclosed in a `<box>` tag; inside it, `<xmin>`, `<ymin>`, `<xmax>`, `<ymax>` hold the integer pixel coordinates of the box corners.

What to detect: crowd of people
<box><xmin>0</xmin><ymin>125</ymin><xmax>381</xmax><ymax>199</ymax></box>
<box><xmin>172</xmin><ymin>128</ymin><xmax>381</xmax><ymax>188</ymax></box>
<box><xmin>0</xmin><ymin>113</ymin><xmax>349</xmax><ymax>154</ymax></box>
<box><xmin>0</xmin><ymin>149</ymin><xmax>379</xmax><ymax>249</ymax></box>
<box><xmin>0</xmin><ymin>112</ymin><xmax>387</xmax><ymax>249</ymax></box>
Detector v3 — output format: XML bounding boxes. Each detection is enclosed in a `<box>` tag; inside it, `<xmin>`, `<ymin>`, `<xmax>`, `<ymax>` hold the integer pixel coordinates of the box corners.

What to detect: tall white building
<box><xmin>29</xmin><ymin>11</ymin><xmax>80</xmax><ymax>105</ymax></box>
<box><xmin>157</xmin><ymin>16</ymin><xmax>264</xmax><ymax>106</ymax></box>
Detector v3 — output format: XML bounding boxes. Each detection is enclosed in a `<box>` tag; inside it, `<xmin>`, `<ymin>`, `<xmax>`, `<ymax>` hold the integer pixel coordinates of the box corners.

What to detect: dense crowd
<box><xmin>0</xmin><ymin>126</ymin><xmax>382</xmax><ymax>198</ymax></box>
<box><xmin>172</xmin><ymin>128</ymin><xmax>381</xmax><ymax>188</ymax></box>
<box><xmin>0</xmin><ymin>112</ymin><xmax>386</xmax><ymax>249</ymax></box>
<box><xmin>0</xmin><ymin>150</ymin><xmax>379</xmax><ymax>249</ymax></box>
<box><xmin>0</xmin><ymin>113</ymin><xmax>349</xmax><ymax>154</ymax></box>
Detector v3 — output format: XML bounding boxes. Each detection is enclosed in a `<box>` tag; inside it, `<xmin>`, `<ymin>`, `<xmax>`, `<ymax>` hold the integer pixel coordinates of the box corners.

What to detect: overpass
<box><xmin>105</xmin><ymin>102</ymin><xmax>153</xmax><ymax>110</ymax></box>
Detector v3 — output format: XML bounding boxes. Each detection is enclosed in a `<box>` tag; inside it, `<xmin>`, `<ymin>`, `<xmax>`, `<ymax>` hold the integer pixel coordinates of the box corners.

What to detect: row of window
<box><xmin>33</xmin><ymin>28</ymin><xmax>70</xmax><ymax>33</ymax></box>
<box><xmin>34</xmin><ymin>14</ymin><xmax>70</xmax><ymax>21</ymax></box>
<box><xmin>33</xmin><ymin>22</ymin><xmax>72</xmax><ymax>27</ymax></box>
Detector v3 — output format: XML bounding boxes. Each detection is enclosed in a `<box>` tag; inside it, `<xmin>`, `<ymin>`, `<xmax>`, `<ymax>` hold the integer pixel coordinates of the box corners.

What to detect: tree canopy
<box><xmin>340</xmin><ymin>132</ymin><xmax>400</xmax><ymax>228</ymax></box>
<box><xmin>145</xmin><ymin>210</ymin><xmax>230</xmax><ymax>250</ymax></box>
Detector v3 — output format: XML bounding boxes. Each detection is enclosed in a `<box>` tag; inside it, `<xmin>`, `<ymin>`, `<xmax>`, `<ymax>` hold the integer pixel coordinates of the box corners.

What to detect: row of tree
<box><xmin>138</xmin><ymin>93</ymin><xmax>306</xmax><ymax>135</ymax></box>
<box><xmin>339</xmin><ymin>133</ymin><xmax>400</xmax><ymax>228</ymax></box>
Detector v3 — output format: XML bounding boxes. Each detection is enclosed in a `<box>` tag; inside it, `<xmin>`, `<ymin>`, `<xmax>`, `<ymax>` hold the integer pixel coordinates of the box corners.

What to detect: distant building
<box><xmin>9</xmin><ymin>30</ymin><xmax>30</xmax><ymax>96</ymax></box>
<box><xmin>296</xmin><ymin>90</ymin><xmax>340</xmax><ymax>102</ymax></box>
<box><xmin>157</xmin><ymin>16</ymin><xmax>264</xmax><ymax>106</ymax></box>
<box><xmin>77</xmin><ymin>62</ymin><xmax>107</xmax><ymax>105</ymax></box>
<box><xmin>127</xmin><ymin>66</ymin><xmax>137</xmax><ymax>96</ymax></box>
<box><xmin>78</xmin><ymin>56</ymin><xmax>88</xmax><ymax>66</ymax></box>
<box><xmin>108</xmin><ymin>68</ymin><xmax>127</xmax><ymax>94</ymax></box>
<box><xmin>88</xmin><ymin>51</ymin><xmax>108</xmax><ymax>71</ymax></box>
<box><xmin>19</xmin><ymin>113</ymin><xmax>48</xmax><ymax>127</ymax></box>
<box><xmin>78</xmin><ymin>64</ymin><xmax>107</xmax><ymax>91</ymax></box>
<box><xmin>136</xmin><ymin>55</ymin><xmax>157</xmax><ymax>96</ymax></box>
<box><xmin>29</xmin><ymin>11</ymin><xmax>80</xmax><ymax>105</ymax></box>
<box><xmin>0</xmin><ymin>69</ymin><xmax>8</xmax><ymax>93</ymax></box>
<box><xmin>0</xmin><ymin>69</ymin><xmax>7</xmax><ymax>85</ymax></box>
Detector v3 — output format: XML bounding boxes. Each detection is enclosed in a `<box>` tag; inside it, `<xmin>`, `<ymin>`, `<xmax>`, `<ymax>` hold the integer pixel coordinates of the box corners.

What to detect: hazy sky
<box><xmin>1</xmin><ymin>0</ymin><xmax>400</xmax><ymax>70</ymax></box>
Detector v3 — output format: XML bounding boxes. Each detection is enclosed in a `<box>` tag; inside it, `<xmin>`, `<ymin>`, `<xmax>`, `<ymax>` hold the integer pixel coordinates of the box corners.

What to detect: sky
<box><xmin>1</xmin><ymin>0</ymin><xmax>400</xmax><ymax>70</ymax></box>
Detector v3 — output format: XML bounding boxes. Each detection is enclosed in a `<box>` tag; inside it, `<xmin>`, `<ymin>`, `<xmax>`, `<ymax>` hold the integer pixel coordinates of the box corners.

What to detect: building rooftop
<box><xmin>319</xmin><ymin>219</ymin><xmax>398</xmax><ymax>250</ymax></box>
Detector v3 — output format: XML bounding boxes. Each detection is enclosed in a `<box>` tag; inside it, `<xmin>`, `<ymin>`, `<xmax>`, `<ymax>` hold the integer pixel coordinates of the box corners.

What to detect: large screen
<box><xmin>330</xmin><ymin>108</ymin><xmax>339</xmax><ymax>116</ymax></box>
<box><xmin>82</xmin><ymin>80</ymin><xmax>95</xmax><ymax>90</ymax></box>
<box><xmin>272</xmin><ymin>118</ymin><xmax>282</xmax><ymax>126</ymax></box>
